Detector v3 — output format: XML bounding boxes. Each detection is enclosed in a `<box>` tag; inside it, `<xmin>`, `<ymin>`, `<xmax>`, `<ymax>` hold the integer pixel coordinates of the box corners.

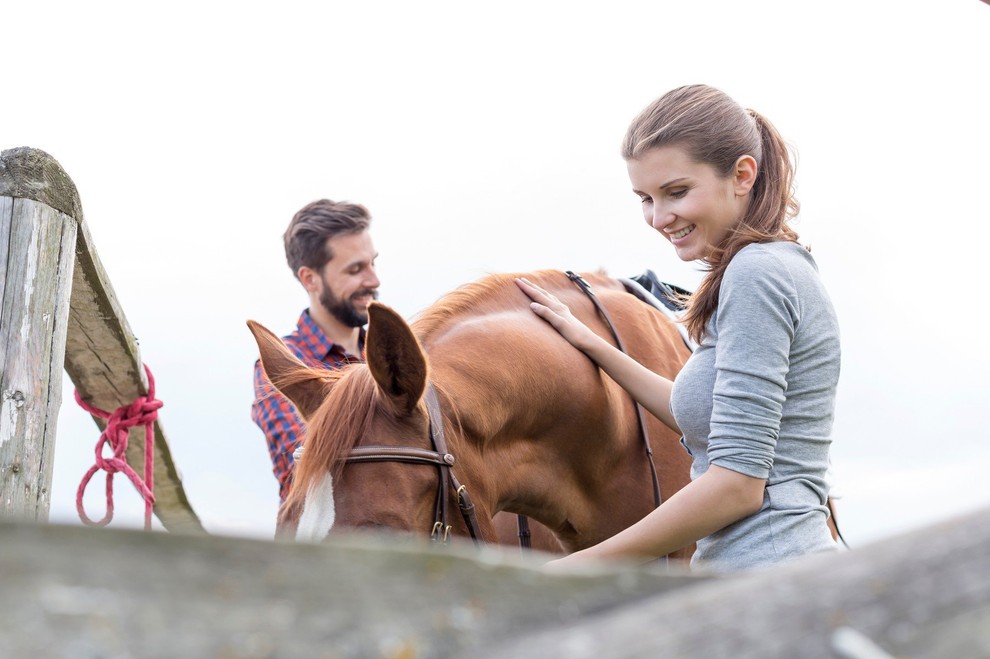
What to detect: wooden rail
<box><xmin>1</xmin><ymin>504</ymin><xmax>988</xmax><ymax>657</ymax></box>
<box><xmin>1</xmin><ymin>147</ymin><xmax>201</xmax><ymax>532</ymax></box>
<box><xmin>486</xmin><ymin>504</ymin><xmax>990</xmax><ymax>659</ymax></box>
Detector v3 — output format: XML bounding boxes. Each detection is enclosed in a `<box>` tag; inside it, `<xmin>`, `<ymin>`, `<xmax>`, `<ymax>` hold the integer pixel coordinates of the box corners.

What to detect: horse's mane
<box><xmin>283</xmin><ymin>364</ymin><xmax>382</xmax><ymax>514</ymax></box>
<box><xmin>413</xmin><ymin>269</ymin><xmax>611</xmax><ymax>339</ymax></box>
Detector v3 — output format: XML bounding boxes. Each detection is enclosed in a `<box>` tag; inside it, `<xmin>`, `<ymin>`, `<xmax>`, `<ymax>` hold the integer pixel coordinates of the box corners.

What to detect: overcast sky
<box><xmin>4</xmin><ymin>0</ymin><xmax>989</xmax><ymax>548</ymax></box>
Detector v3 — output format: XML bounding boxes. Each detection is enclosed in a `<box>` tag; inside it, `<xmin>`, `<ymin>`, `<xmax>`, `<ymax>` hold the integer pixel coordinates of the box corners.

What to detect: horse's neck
<box><xmin>421</xmin><ymin>287</ymin><xmax>694</xmax><ymax>553</ymax></box>
<box><xmin>424</xmin><ymin>311</ymin><xmax>633</xmax><ymax>538</ymax></box>
<box><xmin>424</xmin><ymin>310</ymin><xmax>595</xmax><ymax>442</ymax></box>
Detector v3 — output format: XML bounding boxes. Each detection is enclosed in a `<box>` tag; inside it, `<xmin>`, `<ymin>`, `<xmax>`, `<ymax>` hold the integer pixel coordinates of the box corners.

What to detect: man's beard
<box><xmin>319</xmin><ymin>286</ymin><xmax>378</xmax><ymax>328</ymax></box>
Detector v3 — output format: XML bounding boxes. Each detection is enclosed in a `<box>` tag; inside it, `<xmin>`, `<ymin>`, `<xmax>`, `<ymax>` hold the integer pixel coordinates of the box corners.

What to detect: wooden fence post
<box><xmin>0</xmin><ymin>147</ymin><xmax>80</xmax><ymax>521</ymax></box>
<box><xmin>1</xmin><ymin>147</ymin><xmax>202</xmax><ymax>532</ymax></box>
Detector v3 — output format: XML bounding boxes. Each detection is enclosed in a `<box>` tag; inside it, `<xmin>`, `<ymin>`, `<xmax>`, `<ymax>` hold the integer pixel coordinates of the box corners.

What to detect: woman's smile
<box><xmin>670</xmin><ymin>224</ymin><xmax>696</xmax><ymax>241</ymax></box>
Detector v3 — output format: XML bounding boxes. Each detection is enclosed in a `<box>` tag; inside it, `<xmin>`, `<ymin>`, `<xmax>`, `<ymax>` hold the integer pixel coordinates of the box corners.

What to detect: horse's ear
<box><xmin>247</xmin><ymin>319</ymin><xmax>332</xmax><ymax>420</ymax></box>
<box><xmin>366</xmin><ymin>302</ymin><xmax>426</xmax><ymax>415</ymax></box>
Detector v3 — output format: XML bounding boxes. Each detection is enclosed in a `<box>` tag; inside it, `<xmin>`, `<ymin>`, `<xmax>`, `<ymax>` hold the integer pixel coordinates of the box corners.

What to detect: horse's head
<box><xmin>248</xmin><ymin>303</ymin><xmax>464</xmax><ymax>542</ymax></box>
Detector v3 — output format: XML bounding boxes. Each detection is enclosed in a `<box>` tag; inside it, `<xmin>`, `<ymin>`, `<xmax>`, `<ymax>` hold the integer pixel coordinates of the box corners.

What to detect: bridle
<box><xmin>341</xmin><ymin>271</ymin><xmax>664</xmax><ymax>548</ymax></box>
<box><xmin>344</xmin><ymin>384</ymin><xmax>486</xmax><ymax>544</ymax></box>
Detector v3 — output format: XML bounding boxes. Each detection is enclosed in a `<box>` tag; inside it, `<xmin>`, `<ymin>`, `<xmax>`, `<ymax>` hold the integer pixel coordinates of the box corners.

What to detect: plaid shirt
<box><xmin>251</xmin><ymin>310</ymin><xmax>365</xmax><ymax>503</ymax></box>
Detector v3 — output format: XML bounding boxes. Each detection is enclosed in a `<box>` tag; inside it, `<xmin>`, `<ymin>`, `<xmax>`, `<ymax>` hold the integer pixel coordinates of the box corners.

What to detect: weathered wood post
<box><xmin>0</xmin><ymin>147</ymin><xmax>79</xmax><ymax>521</ymax></box>
<box><xmin>1</xmin><ymin>147</ymin><xmax>202</xmax><ymax>532</ymax></box>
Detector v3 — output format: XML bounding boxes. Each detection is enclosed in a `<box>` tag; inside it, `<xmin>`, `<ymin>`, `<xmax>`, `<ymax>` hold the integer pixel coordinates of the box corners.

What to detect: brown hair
<box><xmin>622</xmin><ymin>84</ymin><xmax>800</xmax><ymax>343</ymax></box>
<box><xmin>283</xmin><ymin>199</ymin><xmax>372</xmax><ymax>278</ymax></box>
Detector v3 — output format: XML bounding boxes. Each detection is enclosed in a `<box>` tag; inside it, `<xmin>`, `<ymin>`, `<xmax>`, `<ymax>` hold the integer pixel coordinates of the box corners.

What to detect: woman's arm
<box><xmin>515</xmin><ymin>277</ymin><xmax>680</xmax><ymax>432</ymax></box>
<box><xmin>546</xmin><ymin>464</ymin><xmax>766</xmax><ymax>569</ymax></box>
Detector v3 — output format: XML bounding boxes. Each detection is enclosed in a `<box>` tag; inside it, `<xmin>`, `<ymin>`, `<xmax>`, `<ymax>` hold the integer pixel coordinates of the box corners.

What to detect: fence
<box><xmin>0</xmin><ymin>146</ymin><xmax>200</xmax><ymax>532</ymax></box>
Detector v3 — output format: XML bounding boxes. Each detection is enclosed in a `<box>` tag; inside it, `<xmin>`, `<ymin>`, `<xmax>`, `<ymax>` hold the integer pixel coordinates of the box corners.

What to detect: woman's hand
<box><xmin>515</xmin><ymin>277</ymin><xmax>600</xmax><ymax>353</ymax></box>
<box><xmin>517</xmin><ymin>276</ymin><xmax>680</xmax><ymax>433</ymax></box>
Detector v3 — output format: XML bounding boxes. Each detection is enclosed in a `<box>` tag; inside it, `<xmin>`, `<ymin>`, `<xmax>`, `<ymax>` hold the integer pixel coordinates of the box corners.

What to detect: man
<box><xmin>251</xmin><ymin>199</ymin><xmax>380</xmax><ymax>503</ymax></box>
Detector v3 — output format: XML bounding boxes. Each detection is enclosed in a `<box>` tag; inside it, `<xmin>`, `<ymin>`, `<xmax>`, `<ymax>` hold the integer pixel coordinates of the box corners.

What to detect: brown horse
<box><xmin>249</xmin><ymin>270</ymin><xmax>695</xmax><ymax>559</ymax></box>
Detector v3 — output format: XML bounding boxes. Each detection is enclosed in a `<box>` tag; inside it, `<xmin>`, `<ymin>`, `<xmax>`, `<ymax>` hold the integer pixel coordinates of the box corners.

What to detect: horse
<box><xmin>249</xmin><ymin>269</ymin><xmax>695</xmax><ymax>559</ymax></box>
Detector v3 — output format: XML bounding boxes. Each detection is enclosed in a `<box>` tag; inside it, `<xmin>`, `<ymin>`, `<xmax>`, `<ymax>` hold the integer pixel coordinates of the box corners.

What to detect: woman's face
<box><xmin>627</xmin><ymin>146</ymin><xmax>756</xmax><ymax>262</ymax></box>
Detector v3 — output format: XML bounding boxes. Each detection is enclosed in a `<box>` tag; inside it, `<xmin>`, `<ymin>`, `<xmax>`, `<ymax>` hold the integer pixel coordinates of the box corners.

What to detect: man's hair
<box><xmin>283</xmin><ymin>199</ymin><xmax>371</xmax><ymax>278</ymax></box>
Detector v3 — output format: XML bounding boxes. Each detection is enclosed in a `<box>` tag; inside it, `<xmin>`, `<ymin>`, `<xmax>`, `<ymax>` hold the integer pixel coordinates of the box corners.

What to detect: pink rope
<box><xmin>75</xmin><ymin>364</ymin><xmax>161</xmax><ymax>530</ymax></box>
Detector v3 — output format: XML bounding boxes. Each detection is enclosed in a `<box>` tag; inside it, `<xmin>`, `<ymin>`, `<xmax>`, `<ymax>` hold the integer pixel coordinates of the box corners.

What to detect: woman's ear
<box><xmin>733</xmin><ymin>155</ymin><xmax>759</xmax><ymax>196</ymax></box>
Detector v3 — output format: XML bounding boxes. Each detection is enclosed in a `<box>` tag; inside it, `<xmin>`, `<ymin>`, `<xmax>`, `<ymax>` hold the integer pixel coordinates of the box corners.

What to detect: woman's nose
<box><xmin>649</xmin><ymin>206</ymin><xmax>673</xmax><ymax>232</ymax></box>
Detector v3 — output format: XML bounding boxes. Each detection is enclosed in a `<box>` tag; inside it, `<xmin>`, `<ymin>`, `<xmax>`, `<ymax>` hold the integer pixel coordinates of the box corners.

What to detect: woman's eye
<box><xmin>639</xmin><ymin>196</ymin><xmax>651</xmax><ymax>205</ymax></box>
<box><xmin>670</xmin><ymin>189</ymin><xmax>688</xmax><ymax>199</ymax></box>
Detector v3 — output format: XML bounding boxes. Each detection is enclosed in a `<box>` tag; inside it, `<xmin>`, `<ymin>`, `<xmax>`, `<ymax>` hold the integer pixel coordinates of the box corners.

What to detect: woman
<box><xmin>516</xmin><ymin>84</ymin><xmax>840</xmax><ymax>573</ymax></box>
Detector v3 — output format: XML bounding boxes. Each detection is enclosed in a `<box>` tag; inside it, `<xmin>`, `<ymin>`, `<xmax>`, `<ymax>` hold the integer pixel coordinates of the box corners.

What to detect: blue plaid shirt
<box><xmin>251</xmin><ymin>310</ymin><xmax>365</xmax><ymax>502</ymax></box>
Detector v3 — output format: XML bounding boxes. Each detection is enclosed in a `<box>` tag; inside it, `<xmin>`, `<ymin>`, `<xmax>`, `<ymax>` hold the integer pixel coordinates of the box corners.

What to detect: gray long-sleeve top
<box><xmin>670</xmin><ymin>241</ymin><xmax>841</xmax><ymax>572</ymax></box>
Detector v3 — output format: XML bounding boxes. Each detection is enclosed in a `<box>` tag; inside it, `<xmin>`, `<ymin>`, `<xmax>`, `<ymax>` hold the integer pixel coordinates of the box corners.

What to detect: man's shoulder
<box><xmin>281</xmin><ymin>310</ymin><xmax>324</xmax><ymax>352</ymax></box>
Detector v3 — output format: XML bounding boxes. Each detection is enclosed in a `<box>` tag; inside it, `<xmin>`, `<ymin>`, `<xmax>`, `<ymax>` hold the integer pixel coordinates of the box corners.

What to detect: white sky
<box><xmin>4</xmin><ymin>0</ymin><xmax>989</xmax><ymax>547</ymax></box>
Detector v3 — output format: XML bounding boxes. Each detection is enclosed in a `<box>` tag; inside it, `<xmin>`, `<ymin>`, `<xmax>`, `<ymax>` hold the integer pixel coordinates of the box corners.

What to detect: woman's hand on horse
<box><xmin>515</xmin><ymin>278</ymin><xmax>598</xmax><ymax>352</ymax></box>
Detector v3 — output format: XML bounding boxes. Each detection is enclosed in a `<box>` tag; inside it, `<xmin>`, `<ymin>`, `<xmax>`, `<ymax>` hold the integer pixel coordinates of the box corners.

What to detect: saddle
<box><xmin>625</xmin><ymin>269</ymin><xmax>691</xmax><ymax>312</ymax></box>
<box><xmin>620</xmin><ymin>269</ymin><xmax>696</xmax><ymax>352</ymax></box>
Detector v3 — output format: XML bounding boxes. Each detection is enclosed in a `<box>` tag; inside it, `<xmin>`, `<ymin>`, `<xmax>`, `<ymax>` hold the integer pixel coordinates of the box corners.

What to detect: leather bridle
<box><xmin>344</xmin><ymin>384</ymin><xmax>486</xmax><ymax>544</ymax></box>
<box><xmin>341</xmin><ymin>271</ymin><xmax>664</xmax><ymax>548</ymax></box>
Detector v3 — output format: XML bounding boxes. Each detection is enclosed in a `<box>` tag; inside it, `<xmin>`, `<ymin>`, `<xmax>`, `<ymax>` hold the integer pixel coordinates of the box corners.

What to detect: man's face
<box><xmin>317</xmin><ymin>231</ymin><xmax>380</xmax><ymax>327</ymax></box>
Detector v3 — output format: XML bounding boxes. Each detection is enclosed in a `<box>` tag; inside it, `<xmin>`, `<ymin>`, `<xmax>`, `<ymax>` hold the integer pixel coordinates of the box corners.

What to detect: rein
<box><xmin>566</xmin><ymin>271</ymin><xmax>664</xmax><ymax>511</ymax></box>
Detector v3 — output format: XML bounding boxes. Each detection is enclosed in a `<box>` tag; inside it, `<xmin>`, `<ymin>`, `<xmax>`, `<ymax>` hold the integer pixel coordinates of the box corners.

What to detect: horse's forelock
<box><xmin>284</xmin><ymin>365</ymin><xmax>382</xmax><ymax>514</ymax></box>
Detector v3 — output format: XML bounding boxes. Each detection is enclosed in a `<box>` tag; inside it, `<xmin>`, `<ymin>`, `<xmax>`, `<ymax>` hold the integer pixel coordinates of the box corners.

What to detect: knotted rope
<box><xmin>75</xmin><ymin>364</ymin><xmax>160</xmax><ymax>530</ymax></box>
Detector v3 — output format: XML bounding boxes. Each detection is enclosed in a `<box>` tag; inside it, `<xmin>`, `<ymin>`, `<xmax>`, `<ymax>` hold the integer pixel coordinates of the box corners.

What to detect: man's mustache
<box><xmin>351</xmin><ymin>289</ymin><xmax>379</xmax><ymax>301</ymax></box>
